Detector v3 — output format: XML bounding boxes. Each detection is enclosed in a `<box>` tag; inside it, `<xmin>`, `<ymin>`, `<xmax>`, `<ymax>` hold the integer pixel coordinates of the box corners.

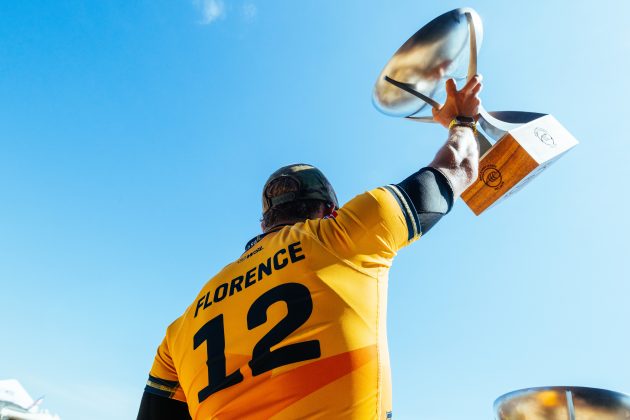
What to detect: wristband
<box><xmin>448</xmin><ymin>116</ymin><xmax>477</xmax><ymax>134</ymax></box>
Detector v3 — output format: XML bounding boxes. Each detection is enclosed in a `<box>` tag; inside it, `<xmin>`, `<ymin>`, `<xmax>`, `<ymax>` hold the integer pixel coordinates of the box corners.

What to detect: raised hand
<box><xmin>432</xmin><ymin>75</ymin><xmax>483</xmax><ymax>129</ymax></box>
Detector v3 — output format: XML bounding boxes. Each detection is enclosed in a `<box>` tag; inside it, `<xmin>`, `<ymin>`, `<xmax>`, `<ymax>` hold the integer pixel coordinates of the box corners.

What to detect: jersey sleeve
<box><xmin>317</xmin><ymin>186</ymin><xmax>421</xmax><ymax>266</ymax></box>
<box><xmin>145</xmin><ymin>335</ymin><xmax>187</xmax><ymax>403</ymax></box>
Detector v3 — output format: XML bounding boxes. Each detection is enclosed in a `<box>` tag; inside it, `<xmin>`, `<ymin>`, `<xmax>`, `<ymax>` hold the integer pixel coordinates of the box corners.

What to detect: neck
<box><xmin>263</xmin><ymin>222</ymin><xmax>294</xmax><ymax>234</ymax></box>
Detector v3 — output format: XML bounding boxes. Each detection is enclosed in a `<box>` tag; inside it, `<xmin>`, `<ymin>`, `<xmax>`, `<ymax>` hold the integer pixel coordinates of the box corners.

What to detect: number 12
<box><xmin>193</xmin><ymin>283</ymin><xmax>321</xmax><ymax>403</ymax></box>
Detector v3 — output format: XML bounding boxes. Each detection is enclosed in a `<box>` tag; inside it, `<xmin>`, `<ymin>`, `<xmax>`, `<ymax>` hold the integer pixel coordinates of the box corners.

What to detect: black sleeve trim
<box><xmin>396</xmin><ymin>167</ymin><xmax>454</xmax><ymax>235</ymax></box>
<box><xmin>137</xmin><ymin>391</ymin><xmax>191</xmax><ymax>420</ymax></box>
<box><xmin>383</xmin><ymin>185</ymin><xmax>420</xmax><ymax>242</ymax></box>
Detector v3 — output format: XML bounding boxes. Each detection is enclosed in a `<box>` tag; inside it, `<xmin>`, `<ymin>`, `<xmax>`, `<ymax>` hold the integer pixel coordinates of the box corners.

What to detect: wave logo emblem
<box><xmin>534</xmin><ymin>127</ymin><xmax>556</xmax><ymax>147</ymax></box>
<box><xmin>480</xmin><ymin>164</ymin><xmax>504</xmax><ymax>190</ymax></box>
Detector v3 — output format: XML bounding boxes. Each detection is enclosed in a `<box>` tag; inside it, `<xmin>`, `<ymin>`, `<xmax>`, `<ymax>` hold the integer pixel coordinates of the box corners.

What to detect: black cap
<box><xmin>262</xmin><ymin>164</ymin><xmax>338</xmax><ymax>214</ymax></box>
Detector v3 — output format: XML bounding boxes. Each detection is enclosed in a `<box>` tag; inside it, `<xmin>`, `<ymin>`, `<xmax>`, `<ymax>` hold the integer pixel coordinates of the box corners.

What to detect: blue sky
<box><xmin>1</xmin><ymin>1</ymin><xmax>629</xmax><ymax>419</ymax></box>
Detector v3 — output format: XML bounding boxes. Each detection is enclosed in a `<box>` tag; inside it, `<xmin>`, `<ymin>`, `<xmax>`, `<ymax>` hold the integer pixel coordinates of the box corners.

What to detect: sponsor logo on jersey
<box><xmin>237</xmin><ymin>246</ymin><xmax>263</xmax><ymax>263</ymax></box>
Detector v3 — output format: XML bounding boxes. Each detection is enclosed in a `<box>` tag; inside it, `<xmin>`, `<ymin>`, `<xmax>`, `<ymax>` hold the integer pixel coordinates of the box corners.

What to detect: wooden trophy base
<box><xmin>462</xmin><ymin>114</ymin><xmax>578</xmax><ymax>215</ymax></box>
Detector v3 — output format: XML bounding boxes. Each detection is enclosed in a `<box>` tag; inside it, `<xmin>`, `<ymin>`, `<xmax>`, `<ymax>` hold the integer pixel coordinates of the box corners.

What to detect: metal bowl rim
<box><xmin>372</xmin><ymin>7</ymin><xmax>483</xmax><ymax>118</ymax></box>
<box><xmin>493</xmin><ymin>386</ymin><xmax>630</xmax><ymax>411</ymax></box>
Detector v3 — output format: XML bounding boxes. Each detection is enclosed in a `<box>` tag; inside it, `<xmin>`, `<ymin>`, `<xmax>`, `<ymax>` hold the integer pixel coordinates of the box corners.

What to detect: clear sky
<box><xmin>1</xmin><ymin>1</ymin><xmax>629</xmax><ymax>419</ymax></box>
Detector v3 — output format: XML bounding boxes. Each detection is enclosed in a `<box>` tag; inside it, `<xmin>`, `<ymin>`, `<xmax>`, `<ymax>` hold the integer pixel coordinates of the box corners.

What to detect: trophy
<box><xmin>494</xmin><ymin>386</ymin><xmax>630</xmax><ymax>419</ymax></box>
<box><xmin>372</xmin><ymin>8</ymin><xmax>579</xmax><ymax>215</ymax></box>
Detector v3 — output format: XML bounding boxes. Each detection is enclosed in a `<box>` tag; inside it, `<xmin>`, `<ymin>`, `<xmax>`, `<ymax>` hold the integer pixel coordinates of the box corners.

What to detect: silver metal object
<box><xmin>373</xmin><ymin>7</ymin><xmax>483</xmax><ymax>120</ymax></box>
<box><xmin>372</xmin><ymin>7</ymin><xmax>549</xmax><ymax>156</ymax></box>
<box><xmin>373</xmin><ymin>7</ymin><xmax>579</xmax><ymax>215</ymax></box>
<box><xmin>494</xmin><ymin>386</ymin><xmax>630</xmax><ymax>420</ymax></box>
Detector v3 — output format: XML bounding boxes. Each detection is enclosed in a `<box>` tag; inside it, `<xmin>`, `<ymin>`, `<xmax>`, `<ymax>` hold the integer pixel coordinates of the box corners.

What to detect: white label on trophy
<box><xmin>511</xmin><ymin>115</ymin><xmax>579</xmax><ymax>164</ymax></box>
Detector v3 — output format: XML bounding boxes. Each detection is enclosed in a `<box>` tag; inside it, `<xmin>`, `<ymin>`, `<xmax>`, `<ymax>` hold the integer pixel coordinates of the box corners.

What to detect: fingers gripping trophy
<box><xmin>431</xmin><ymin>75</ymin><xmax>482</xmax><ymax>130</ymax></box>
<box><xmin>372</xmin><ymin>8</ymin><xmax>579</xmax><ymax>215</ymax></box>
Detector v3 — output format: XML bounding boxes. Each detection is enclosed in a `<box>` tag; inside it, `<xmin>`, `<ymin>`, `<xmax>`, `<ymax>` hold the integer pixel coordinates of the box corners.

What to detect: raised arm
<box><xmin>393</xmin><ymin>76</ymin><xmax>483</xmax><ymax>237</ymax></box>
<box><xmin>429</xmin><ymin>75</ymin><xmax>482</xmax><ymax>197</ymax></box>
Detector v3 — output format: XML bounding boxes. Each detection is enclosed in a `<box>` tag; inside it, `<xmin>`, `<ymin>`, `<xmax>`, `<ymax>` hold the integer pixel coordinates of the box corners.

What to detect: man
<box><xmin>137</xmin><ymin>76</ymin><xmax>482</xmax><ymax>419</ymax></box>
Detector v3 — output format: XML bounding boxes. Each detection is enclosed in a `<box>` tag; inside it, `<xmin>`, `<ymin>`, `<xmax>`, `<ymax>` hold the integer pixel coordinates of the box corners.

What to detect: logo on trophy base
<box><xmin>480</xmin><ymin>165</ymin><xmax>503</xmax><ymax>190</ymax></box>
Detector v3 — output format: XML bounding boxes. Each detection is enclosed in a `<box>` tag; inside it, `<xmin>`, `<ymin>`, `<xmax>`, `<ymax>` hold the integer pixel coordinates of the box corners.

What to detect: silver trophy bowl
<box><xmin>494</xmin><ymin>386</ymin><xmax>630</xmax><ymax>420</ymax></box>
<box><xmin>372</xmin><ymin>7</ymin><xmax>546</xmax><ymax>154</ymax></box>
<box><xmin>373</xmin><ymin>7</ymin><xmax>482</xmax><ymax>120</ymax></box>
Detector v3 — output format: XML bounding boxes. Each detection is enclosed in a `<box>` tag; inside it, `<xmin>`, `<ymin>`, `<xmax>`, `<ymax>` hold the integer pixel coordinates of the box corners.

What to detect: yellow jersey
<box><xmin>146</xmin><ymin>185</ymin><xmax>421</xmax><ymax>419</ymax></box>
